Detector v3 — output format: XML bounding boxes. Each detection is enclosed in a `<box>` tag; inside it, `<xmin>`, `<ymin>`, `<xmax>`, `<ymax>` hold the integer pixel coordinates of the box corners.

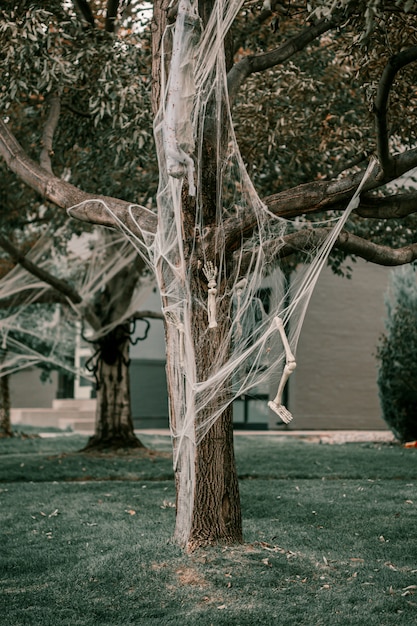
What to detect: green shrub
<box><xmin>377</xmin><ymin>266</ymin><xmax>417</xmax><ymax>442</ymax></box>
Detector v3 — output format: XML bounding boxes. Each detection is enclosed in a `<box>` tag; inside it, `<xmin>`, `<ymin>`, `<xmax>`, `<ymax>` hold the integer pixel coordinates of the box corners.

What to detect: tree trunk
<box><xmin>0</xmin><ymin>372</ymin><xmax>12</xmax><ymax>437</ymax></box>
<box><xmin>167</xmin><ymin>283</ymin><xmax>242</xmax><ymax>550</ymax></box>
<box><xmin>82</xmin><ymin>324</ymin><xmax>144</xmax><ymax>451</ymax></box>
<box><xmin>187</xmin><ymin>404</ymin><xmax>242</xmax><ymax>550</ymax></box>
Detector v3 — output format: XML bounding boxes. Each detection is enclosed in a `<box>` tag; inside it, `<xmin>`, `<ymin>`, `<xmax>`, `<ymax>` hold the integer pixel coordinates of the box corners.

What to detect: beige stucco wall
<box><xmin>286</xmin><ymin>259</ymin><xmax>391</xmax><ymax>430</ymax></box>
<box><xmin>10</xmin><ymin>367</ymin><xmax>58</xmax><ymax>408</ymax></box>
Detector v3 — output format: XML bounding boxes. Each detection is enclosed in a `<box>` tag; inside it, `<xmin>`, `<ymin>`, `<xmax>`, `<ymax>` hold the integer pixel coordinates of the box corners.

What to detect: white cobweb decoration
<box><xmin>68</xmin><ymin>0</ymin><xmax>376</xmax><ymax>545</ymax></box>
<box><xmin>0</xmin><ymin>223</ymin><xmax>154</xmax><ymax>384</ymax></box>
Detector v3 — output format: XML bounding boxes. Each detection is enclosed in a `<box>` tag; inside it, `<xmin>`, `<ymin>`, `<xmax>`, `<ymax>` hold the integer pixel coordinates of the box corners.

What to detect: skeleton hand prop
<box><xmin>202</xmin><ymin>262</ymin><xmax>218</xmax><ymax>329</ymax></box>
<box><xmin>268</xmin><ymin>317</ymin><xmax>296</xmax><ymax>424</ymax></box>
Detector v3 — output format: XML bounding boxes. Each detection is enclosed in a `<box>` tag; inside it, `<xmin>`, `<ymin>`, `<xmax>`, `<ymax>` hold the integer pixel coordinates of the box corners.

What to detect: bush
<box><xmin>377</xmin><ymin>267</ymin><xmax>417</xmax><ymax>442</ymax></box>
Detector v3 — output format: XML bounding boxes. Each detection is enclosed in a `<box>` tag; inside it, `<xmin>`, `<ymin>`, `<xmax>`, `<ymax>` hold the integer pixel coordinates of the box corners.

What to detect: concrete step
<box><xmin>11</xmin><ymin>406</ymin><xmax>96</xmax><ymax>432</ymax></box>
<box><xmin>52</xmin><ymin>398</ymin><xmax>96</xmax><ymax>411</ymax></box>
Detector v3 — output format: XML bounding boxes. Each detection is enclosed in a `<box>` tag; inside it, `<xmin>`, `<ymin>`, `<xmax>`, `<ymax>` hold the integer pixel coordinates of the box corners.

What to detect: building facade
<box><xmin>10</xmin><ymin>259</ymin><xmax>391</xmax><ymax>430</ymax></box>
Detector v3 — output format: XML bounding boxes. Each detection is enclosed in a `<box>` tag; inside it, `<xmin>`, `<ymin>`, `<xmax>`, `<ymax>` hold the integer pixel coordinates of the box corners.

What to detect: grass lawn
<box><xmin>1</xmin><ymin>432</ymin><xmax>416</xmax><ymax>625</ymax></box>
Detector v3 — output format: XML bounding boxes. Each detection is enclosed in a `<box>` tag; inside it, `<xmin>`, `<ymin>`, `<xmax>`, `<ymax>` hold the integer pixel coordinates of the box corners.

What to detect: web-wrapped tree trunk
<box><xmin>82</xmin><ymin>323</ymin><xmax>143</xmax><ymax>451</ymax></box>
<box><xmin>165</xmin><ymin>277</ymin><xmax>242</xmax><ymax>548</ymax></box>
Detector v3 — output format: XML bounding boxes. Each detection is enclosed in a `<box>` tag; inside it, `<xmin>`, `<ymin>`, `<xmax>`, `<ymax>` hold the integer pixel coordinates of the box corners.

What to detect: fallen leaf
<box><xmin>160</xmin><ymin>500</ymin><xmax>176</xmax><ymax>509</ymax></box>
<box><xmin>125</xmin><ymin>509</ymin><xmax>136</xmax><ymax>515</ymax></box>
<box><xmin>217</xmin><ymin>605</ymin><xmax>226</xmax><ymax>610</ymax></box>
<box><xmin>262</xmin><ymin>558</ymin><xmax>272</xmax><ymax>567</ymax></box>
<box><xmin>405</xmin><ymin>500</ymin><xmax>413</xmax><ymax>505</ymax></box>
<box><xmin>385</xmin><ymin>562</ymin><xmax>398</xmax><ymax>571</ymax></box>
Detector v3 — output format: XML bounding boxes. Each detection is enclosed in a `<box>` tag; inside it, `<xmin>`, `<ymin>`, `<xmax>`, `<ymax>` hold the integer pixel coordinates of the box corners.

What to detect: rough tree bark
<box><xmin>165</xmin><ymin>282</ymin><xmax>242</xmax><ymax>549</ymax></box>
<box><xmin>82</xmin><ymin>323</ymin><xmax>143</xmax><ymax>451</ymax></box>
<box><xmin>187</xmin><ymin>297</ymin><xmax>242</xmax><ymax>549</ymax></box>
<box><xmin>0</xmin><ymin>371</ymin><xmax>12</xmax><ymax>437</ymax></box>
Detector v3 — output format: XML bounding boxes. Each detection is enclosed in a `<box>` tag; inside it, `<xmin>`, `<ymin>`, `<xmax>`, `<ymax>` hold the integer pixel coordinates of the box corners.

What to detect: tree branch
<box><xmin>0</xmin><ymin>120</ymin><xmax>157</xmax><ymax>238</ymax></box>
<box><xmin>0</xmin><ymin>288</ymin><xmax>69</xmax><ymax>309</ymax></box>
<box><xmin>356</xmin><ymin>192</ymin><xmax>417</xmax><ymax>219</ymax></box>
<box><xmin>232</xmin><ymin>1</ymin><xmax>289</xmax><ymax>55</ymax></box>
<box><xmin>278</xmin><ymin>227</ymin><xmax>417</xmax><ymax>266</ymax></box>
<box><xmin>227</xmin><ymin>17</ymin><xmax>336</xmax><ymax>101</ymax></box>
<box><xmin>0</xmin><ymin>235</ymin><xmax>104</xmax><ymax>330</ymax></box>
<box><xmin>105</xmin><ymin>0</ymin><xmax>120</xmax><ymax>33</ymax></box>
<box><xmin>74</xmin><ymin>0</ymin><xmax>95</xmax><ymax>28</ymax></box>
<box><xmin>133</xmin><ymin>310</ymin><xmax>164</xmax><ymax>320</ymax></box>
<box><xmin>151</xmin><ymin>0</ymin><xmax>171</xmax><ymax>115</ymax></box>
<box><xmin>0</xmin><ymin>235</ymin><xmax>83</xmax><ymax>305</ymax></box>
<box><xmin>223</xmin><ymin>147</ymin><xmax>417</xmax><ymax>251</ymax></box>
<box><xmin>40</xmin><ymin>93</ymin><xmax>61</xmax><ymax>174</ymax></box>
<box><xmin>374</xmin><ymin>45</ymin><xmax>417</xmax><ymax>176</ymax></box>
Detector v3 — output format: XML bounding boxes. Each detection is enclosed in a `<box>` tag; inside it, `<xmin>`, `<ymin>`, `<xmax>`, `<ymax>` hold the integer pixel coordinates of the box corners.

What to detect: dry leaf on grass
<box><xmin>160</xmin><ymin>500</ymin><xmax>176</xmax><ymax>509</ymax></box>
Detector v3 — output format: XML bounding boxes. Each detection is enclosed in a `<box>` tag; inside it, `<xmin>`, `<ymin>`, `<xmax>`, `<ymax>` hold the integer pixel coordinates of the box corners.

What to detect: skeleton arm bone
<box><xmin>268</xmin><ymin>316</ymin><xmax>296</xmax><ymax>424</ymax></box>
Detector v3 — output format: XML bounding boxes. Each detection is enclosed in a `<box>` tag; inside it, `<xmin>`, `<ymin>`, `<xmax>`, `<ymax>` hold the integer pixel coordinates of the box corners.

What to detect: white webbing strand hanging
<box><xmin>162</xmin><ymin>0</ymin><xmax>200</xmax><ymax>196</ymax></box>
<box><xmin>234</xmin><ymin>277</ymin><xmax>247</xmax><ymax>338</ymax></box>
<box><xmin>269</xmin><ymin>156</ymin><xmax>378</xmax><ymax>423</ymax></box>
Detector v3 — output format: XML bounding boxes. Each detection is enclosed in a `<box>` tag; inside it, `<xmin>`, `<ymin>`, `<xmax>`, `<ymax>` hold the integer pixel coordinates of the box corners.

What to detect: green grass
<box><xmin>1</xmin><ymin>433</ymin><xmax>417</xmax><ymax>625</ymax></box>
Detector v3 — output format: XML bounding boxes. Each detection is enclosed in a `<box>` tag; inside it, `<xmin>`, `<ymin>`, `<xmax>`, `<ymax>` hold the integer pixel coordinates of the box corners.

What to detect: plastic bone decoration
<box><xmin>268</xmin><ymin>316</ymin><xmax>297</xmax><ymax>424</ymax></box>
<box><xmin>202</xmin><ymin>261</ymin><xmax>218</xmax><ymax>328</ymax></box>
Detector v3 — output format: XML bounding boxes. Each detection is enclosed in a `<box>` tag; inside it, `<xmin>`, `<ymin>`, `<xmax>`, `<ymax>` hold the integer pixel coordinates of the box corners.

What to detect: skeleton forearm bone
<box><xmin>268</xmin><ymin>316</ymin><xmax>296</xmax><ymax>424</ymax></box>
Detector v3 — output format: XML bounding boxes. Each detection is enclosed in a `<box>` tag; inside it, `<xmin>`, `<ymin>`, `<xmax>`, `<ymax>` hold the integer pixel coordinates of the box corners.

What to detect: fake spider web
<box><xmin>0</xmin><ymin>224</ymin><xmax>154</xmax><ymax>387</ymax></box>
<box><xmin>67</xmin><ymin>0</ymin><xmax>375</xmax><ymax>545</ymax></box>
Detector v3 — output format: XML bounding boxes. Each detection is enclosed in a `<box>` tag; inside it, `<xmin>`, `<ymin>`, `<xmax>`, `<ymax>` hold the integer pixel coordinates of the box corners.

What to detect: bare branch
<box><xmin>0</xmin><ymin>289</ymin><xmax>69</xmax><ymax>309</ymax></box>
<box><xmin>223</xmin><ymin>147</ymin><xmax>417</xmax><ymax>251</ymax></box>
<box><xmin>73</xmin><ymin>0</ymin><xmax>95</xmax><ymax>28</ymax></box>
<box><xmin>232</xmin><ymin>1</ymin><xmax>289</xmax><ymax>55</ymax></box>
<box><xmin>105</xmin><ymin>0</ymin><xmax>120</xmax><ymax>33</ymax></box>
<box><xmin>270</xmin><ymin>149</ymin><xmax>417</xmax><ymax>212</ymax></box>
<box><xmin>0</xmin><ymin>120</ymin><xmax>157</xmax><ymax>238</ymax></box>
<box><xmin>40</xmin><ymin>93</ymin><xmax>61</xmax><ymax>174</ymax></box>
<box><xmin>133</xmin><ymin>310</ymin><xmax>164</xmax><ymax>320</ymax></box>
<box><xmin>374</xmin><ymin>45</ymin><xmax>417</xmax><ymax>176</ymax></box>
<box><xmin>356</xmin><ymin>192</ymin><xmax>417</xmax><ymax>219</ymax></box>
<box><xmin>278</xmin><ymin>227</ymin><xmax>417</xmax><ymax>266</ymax></box>
<box><xmin>0</xmin><ymin>235</ymin><xmax>83</xmax><ymax>305</ymax></box>
<box><xmin>151</xmin><ymin>0</ymin><xmax>171</xmax><ymax>115</ymax></box>
<box><xmin>0</xmin><ymin>235</ymin><xmax>104</xmax><ymax>330</ymax></box>
<box><xmin>227</xmin><ymin>17</ymin><xmax>336</xmax><ymax>101</ymax></box>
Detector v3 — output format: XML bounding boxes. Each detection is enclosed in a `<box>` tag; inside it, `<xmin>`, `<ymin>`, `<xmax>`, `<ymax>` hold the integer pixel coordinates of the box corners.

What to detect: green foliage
<box><xmin>377</xmin><ymin>266</ymin><xmax>417</xmax><ymax>442</ymax></box>
<box><xmin>0</xmin><ymin>1</ymin><xmax>156</xmax><ymax>206</ymax></box>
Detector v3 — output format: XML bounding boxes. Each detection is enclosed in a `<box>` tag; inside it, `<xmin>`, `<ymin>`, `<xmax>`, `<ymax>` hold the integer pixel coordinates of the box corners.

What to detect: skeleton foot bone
<box><xmin>268</xmin><ymin>317</ymin><xmax>296</xmax><ymax>424</ymax></box>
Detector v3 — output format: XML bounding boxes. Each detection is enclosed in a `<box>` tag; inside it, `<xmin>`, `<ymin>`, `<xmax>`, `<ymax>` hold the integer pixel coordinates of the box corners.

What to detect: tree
<box><xmin>377</xmin><ymin>265</ymin><xmax>417</xmax><ymax>443</ymax></box>
<box><xmin>2</xmin><ymin>1</ymin><xmax>417</xmax><ymax>549</ymax></box>
<box><xmin>0</xmin><ymin>223</ymin><xmax>160</xmax><ymax>450</ymax></box>
<box><xmin>0</xmin><ymin>349</ymin><xmax>11</xmax><ymax>437</ymax></box>
<box><xmin>0</xmin><ymin>1</ymin><xmax>158</xmax><ymax>450</ymax></box>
